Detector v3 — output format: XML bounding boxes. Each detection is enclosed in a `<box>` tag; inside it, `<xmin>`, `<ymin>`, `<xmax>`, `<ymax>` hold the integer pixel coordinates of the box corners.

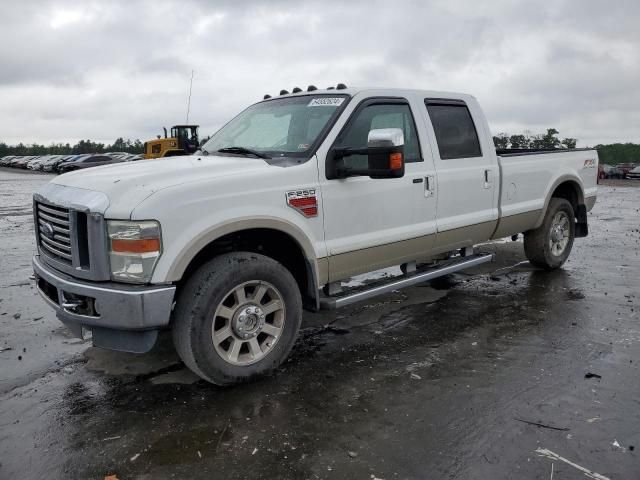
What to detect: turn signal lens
<box><xmin>111</xmin><ymin>238</ymin><xmax>161</xmax><ymax>253</ymax></box>
<box><xmin>389</xmin><ymin>152</ymin><xmax>403</xmax><ymax>170</ymax></box>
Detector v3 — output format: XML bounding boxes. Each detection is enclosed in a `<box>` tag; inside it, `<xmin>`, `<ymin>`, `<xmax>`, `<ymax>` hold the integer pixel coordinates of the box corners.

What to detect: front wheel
<box><xmin>172</xmin><ymin>252</ymin><xmax>302</xmax><ymax>385</ymax></box>
<box><xmin>524</xmin><ymin>198</ymin><xmax>575</xmax><ymax>270</ymax></box>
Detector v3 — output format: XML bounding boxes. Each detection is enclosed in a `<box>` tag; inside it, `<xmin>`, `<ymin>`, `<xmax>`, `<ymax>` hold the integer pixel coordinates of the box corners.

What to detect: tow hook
<box><xmin>60</xmin><ymin>293</ymin><xmax>98</xmax><ymax>316</ymax></box>
<box><xmin>61</xmin><ymin>299</ymin><xmax>85</xmax><ymax>310</ymax></box>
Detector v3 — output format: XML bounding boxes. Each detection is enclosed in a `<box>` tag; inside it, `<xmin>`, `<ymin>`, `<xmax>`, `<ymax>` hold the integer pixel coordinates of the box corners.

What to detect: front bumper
<box><xmin>33</xmin><ymin>255</ymin><xmax>175</xmax><ymax>353</ymax></box>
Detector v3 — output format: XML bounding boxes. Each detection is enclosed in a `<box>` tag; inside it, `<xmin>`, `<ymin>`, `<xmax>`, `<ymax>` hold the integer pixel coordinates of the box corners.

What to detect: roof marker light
<box><xmin>307</xmin><ymin>85</ymin><xmax>317</xmax><ymax>91</ymax></box>
<box><xmin>279</xmin><ymin>89</ymin><xmax>289</xmax><ymax>95</ymax></box>
<box><xmin>292</xmin><ymin>87</ymin><xmax>302</xmax><ymax>93</ymax></box>
<box><xmin>263</xmin><ymin>94</ymin><xmax>272</xmax><ymax>99</ymax></box>
<box><xmin>336</xmin><ymin>83</ymin><xmax>347</xmax><ymax>90</ymax></box>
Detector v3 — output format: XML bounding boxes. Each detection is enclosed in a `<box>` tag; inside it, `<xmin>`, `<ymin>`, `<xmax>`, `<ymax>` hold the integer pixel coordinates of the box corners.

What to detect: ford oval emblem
<box><xmin>41</xmin><ymin>222</ymin><xmax>55</xmax><ymax>239</ymax></box>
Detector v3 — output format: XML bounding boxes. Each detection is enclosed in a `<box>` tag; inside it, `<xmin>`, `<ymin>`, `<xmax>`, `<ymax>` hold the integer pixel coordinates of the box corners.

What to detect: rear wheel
<box><xmin>524</xmin><ymin>198</ymin><xmax>575</xmax><ymax>270</ymax></box>
<box><xmin>172</xmin><ymin>252</ymin><xmax>302</xmax><ymax>385</ymax></box>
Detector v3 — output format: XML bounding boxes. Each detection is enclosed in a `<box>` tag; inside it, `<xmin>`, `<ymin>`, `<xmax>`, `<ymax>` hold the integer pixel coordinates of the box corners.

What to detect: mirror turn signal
<box><xmin>389</xmin><ymin>152</ymin><xmax>403</xmax><ymax>170</ymax></box>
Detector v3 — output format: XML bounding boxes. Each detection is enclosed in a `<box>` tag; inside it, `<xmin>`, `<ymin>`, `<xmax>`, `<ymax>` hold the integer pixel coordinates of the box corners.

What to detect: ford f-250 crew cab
<box><xmin>32</xmin><ymin>85</ymin><xmax>598</xmax><ymax>385</ymax></box>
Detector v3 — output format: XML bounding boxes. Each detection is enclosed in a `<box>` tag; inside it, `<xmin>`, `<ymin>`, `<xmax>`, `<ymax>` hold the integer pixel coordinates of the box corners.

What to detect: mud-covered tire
<box><xmin>172</xmin><ymin>252</ymin><xmax>302</xmax><ymax>385</ymax></box>
<box><xmin>524</xmin><ymin>198</ymin><xmax>575</xmax><ymax>270</ymax></box>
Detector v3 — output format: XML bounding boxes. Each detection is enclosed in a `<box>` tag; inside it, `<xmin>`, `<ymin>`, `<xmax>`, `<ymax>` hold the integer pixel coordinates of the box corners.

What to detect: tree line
<box><xmin>592</xmin><ymin>143</ymin><xmax>640</xmax><ymax>165</ymax></box>
<box><xmin>0</xmin><ymin>137</ymin><xmax>144</xmax><ymax>157</ymax></box>
<box><xmin>2</xmin><ymin>130</ymin><xmax>638</xmax><ymax>166</ymax></box>
<box><xmin>493</xmin><ymin>128</ymin><xmax>640</xmax><ymax>165</ymax></box>
<box><xmin>492</xmin><ymin>128</ymin><xmax>577</xmax><ymax>150</ymax></box>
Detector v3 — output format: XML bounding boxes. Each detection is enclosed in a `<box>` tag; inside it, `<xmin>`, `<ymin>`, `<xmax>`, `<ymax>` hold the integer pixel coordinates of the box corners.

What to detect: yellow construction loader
<box><xmin>143</xmin><ymin>125</ymin><xmax>199</xmax><ymax>159</ymax></box>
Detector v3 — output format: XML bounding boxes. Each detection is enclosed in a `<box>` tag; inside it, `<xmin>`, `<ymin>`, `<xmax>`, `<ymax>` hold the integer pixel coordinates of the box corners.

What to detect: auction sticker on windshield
<box><xmin>308</xmin><ymin>97</ymin><xmax>345</xmax><ymax>107</ymax></box>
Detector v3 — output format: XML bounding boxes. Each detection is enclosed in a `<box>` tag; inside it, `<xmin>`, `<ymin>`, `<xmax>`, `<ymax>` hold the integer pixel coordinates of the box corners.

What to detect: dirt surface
<box><xmin>1</xmin><ymin>167</ymin><xmax>639</xmax><ymax>479</ymax></box>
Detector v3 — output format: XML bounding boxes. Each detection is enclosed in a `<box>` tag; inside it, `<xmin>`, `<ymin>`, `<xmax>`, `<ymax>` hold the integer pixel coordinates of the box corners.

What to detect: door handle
<box><xmin>484</xmin><ymin>169</ymin><xmax>492</xmax><ymax>189</ymax></box>
<box><xmin>425</xmin><ymin>175</ymin><xmax>435</xmax><ymax>197</ymax></box>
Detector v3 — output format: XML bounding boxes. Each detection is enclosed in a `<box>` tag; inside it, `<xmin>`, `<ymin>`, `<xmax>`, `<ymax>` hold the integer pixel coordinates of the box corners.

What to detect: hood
<box><xmin>50</xmin><ymin>155</ymin><xmax>270</xmax><ymax>218</ymax></box>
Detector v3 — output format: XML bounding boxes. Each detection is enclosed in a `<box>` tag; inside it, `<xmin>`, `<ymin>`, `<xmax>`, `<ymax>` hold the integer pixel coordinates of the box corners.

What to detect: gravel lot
<box><xmin>1</xmin><ymin>168</ymin><xmax>639</xmax><ymax>479</ymax></box>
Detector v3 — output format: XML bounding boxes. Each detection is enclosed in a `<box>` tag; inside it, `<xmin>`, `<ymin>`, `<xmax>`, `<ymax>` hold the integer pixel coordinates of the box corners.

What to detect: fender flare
<box><xmin>165</xmin><ymin>216</ymin><xmax>323</xmax><ymax>291</ymax></box>
<box><xmin>533</xmin><ymin>174</ymin><xmax>585</xmax><ymax>230</ymax></box>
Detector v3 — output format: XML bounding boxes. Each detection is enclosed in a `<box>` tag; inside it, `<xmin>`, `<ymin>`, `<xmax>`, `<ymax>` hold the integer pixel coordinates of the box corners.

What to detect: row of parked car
<box><xmin>598</xmin><ymin>163</ymin><xmax>640</xmax><ymax>180</ymax></box>
<box><xmin>0</xmin><ymin>152</ymin><xmax>143</xmax><ymax>173</ymax></box>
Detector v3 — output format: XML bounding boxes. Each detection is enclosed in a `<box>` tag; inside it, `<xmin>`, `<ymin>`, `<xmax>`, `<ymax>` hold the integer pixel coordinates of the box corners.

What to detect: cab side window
<box><xmin>334</xmin><ymin>103</ymin><xmax>422</xmax><ymax>170</ymax></box>
<box><xmin>425</xmin><ymin>100</ymin><xmax>482</xmax><ymax>160</ymax></box>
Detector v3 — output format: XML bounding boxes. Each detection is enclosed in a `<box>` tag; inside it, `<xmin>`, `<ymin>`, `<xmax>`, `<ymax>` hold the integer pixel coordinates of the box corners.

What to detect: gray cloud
<box><xmin>1</xmin><ymin>0</ymin><xmax>638</xmax><ymax>146</ymax></box>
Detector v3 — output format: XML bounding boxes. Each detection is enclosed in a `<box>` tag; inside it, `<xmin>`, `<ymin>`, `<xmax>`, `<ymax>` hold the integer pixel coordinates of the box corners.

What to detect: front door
<box><xmin>319</xmin><ymin>97</ymin><xmax>436</xmax><ymax>281</ymax></box>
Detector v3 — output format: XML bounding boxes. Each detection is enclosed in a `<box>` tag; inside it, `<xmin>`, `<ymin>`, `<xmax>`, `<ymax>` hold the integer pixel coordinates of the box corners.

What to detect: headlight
<box><xmin>107</xmin><ymin>220</ymin><xmax>162</xmax><ymax>283</ymax></box>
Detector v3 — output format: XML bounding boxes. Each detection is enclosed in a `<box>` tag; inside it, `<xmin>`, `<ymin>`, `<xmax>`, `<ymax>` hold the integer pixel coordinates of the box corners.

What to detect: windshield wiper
<box><xmin>216</xmin><ymin>147</ymin><xmax>271</xmax><ymax>159</ymax></box>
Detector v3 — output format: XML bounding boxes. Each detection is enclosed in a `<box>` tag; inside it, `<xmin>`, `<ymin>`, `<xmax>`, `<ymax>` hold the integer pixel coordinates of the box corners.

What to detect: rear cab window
<box><xmin>425</xmin><ymin>99</ymin><xmax>482</xmax><ymax>160</ymax></box>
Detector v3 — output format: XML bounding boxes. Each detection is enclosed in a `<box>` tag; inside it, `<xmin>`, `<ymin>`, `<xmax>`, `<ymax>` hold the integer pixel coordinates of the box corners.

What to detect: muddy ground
<box><xmin>1</xmin><ymin>167</ymin><xmax>639</xmax><ymax>479</ymax></box>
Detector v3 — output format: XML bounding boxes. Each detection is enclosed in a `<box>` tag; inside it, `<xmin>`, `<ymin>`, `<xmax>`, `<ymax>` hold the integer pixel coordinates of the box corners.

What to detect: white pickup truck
<box><xmin>32</xmin><ymin>85</ymin><xmax>598</xmax><ymax>384</ymax></box>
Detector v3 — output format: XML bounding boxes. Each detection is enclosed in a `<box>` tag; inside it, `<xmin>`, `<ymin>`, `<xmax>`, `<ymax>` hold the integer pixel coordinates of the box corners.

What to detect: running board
<box><xmin>319</xmin><ymin>253</ymin><xmax>494</xmax><ymax>310</ymax></box>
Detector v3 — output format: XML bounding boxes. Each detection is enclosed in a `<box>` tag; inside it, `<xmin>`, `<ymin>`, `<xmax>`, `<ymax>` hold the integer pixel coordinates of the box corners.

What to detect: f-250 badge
<box><xmin>286</xmin><ymin>189</ymin><xmax>318</xmax><ymax>218</ymax></box>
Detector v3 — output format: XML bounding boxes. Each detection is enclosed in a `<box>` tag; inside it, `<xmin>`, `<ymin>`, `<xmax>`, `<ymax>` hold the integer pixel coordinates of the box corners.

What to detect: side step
<box><xmin>319</xmin><ymin>253</ymin><xmax>494</xmax><ymax>310</ymax></box>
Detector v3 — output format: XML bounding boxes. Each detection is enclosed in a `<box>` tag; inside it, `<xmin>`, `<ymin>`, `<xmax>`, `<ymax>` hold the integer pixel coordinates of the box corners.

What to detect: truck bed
<box><xmin>494</xmin><ymin>148</ymin><xmax>598</xmax><ymax>237</ymax></box>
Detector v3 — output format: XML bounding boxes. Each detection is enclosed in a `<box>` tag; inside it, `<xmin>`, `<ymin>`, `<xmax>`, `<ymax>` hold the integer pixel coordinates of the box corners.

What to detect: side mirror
<box><xmin>366</xmin><ymin>128</ymin><xmax>405</xmax><ymax>179</ymax></box>
<box><xmin>330</xmin><ymin>128</ymin><xmax>405</xmax><ymax>179</ymax></box>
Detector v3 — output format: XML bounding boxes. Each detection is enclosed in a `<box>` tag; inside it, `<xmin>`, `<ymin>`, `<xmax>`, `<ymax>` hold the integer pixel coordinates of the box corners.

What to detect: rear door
<box><xmin>421</xmin><ymin>98</ymin><xmax>499</xmax><ymax>251</ymax></box>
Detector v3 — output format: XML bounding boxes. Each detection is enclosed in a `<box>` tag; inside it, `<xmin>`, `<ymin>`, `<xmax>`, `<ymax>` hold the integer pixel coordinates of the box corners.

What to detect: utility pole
<box><xmin>186</xmin><ymin>70</ymin><xmax>194</xmax><ymax>124</ymax></box>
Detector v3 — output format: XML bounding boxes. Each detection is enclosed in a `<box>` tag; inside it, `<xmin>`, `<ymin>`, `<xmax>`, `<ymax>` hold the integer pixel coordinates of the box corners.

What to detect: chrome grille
<box><xmin>36</xmin><ymin>202</ymin><xmax>72</xmax><ymax>265</ymax></box>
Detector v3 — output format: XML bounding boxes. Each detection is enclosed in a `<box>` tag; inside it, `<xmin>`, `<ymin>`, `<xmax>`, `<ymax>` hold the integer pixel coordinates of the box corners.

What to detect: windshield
<box><xmin>202</xmin><ymin>94</ymin><xmax>349</xmax><ymax>159</ymax></box>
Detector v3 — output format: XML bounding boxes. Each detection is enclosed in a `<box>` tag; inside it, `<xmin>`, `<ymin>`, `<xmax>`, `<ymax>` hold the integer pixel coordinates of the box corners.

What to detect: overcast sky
<box><xmin>1</xmin><ymin>0</ymin><xmax>638</xmax><ymax>147</ymax></box>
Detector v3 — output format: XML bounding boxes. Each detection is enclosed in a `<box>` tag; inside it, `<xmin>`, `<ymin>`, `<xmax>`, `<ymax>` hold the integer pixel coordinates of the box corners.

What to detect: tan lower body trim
<box><xmin>325</xmin><ymin>218</ymin><xmax>534</xmax><ymax>284</ymax></box>
<box><xmin>431</xmin><ymin>220</ymin><xmax>497</xmax><ymax>254</ymax></box>
<box><xmin>316</xmin><ymin>257</ymin><xmax>329</xmax><ymax>286</ymax></box>
<box><xmin>327</xmin><ymin>220</ymin><xmax>499</xmax><ymax>283</ymax></box>
<box><xmin>491</xmin><ymin>209</ymin><xmax>542</xmax><ymax>239</ymax></box>
<box><xmin>327</xmin><ymin>233</ymin><xmax>435</xmax><ymax>282</ymax></box>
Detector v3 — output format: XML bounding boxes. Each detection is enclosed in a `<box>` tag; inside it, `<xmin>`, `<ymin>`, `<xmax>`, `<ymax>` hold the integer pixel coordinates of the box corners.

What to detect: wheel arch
<box><xmin>168</xmin><ymin>220</ymin><xmax>323</xmax><ymax>311</ymax></box>
<box><xmin>534</xmin><ymin>175</ymin><xmax>585</xmax><ymax>229</ymax></box>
